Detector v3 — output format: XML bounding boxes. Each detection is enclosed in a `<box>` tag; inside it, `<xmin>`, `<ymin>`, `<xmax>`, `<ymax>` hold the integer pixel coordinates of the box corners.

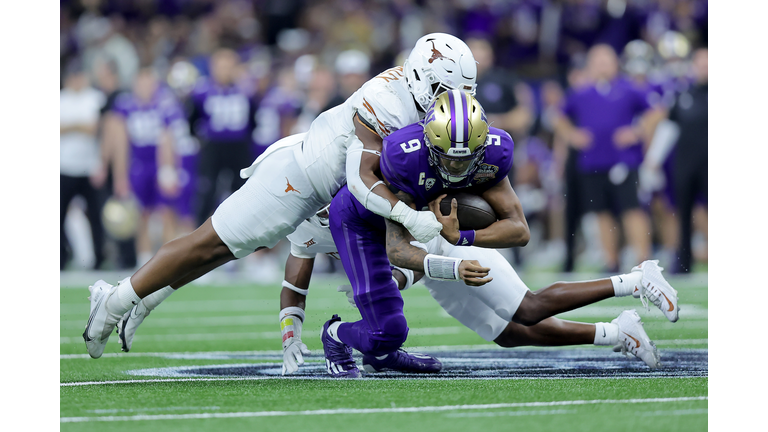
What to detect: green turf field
<box><xmin>60</xmin><ymin>271</ymin><xmax>708</xmax><ymax>431</ymax></box>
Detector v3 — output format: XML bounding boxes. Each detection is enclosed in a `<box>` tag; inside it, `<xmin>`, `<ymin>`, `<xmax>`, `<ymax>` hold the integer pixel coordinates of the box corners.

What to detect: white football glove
<box><xmin>279</xmin><ymin>307</ymin><xmax>311</xmax><ymax>375</ymax></box>
<box><xmin>390</xmin><ymin>201</ymin><xmax>443</xmax><ymax>243</ymax></box>
<box><xmin>337</xmin><ymin>285</ymin><xmax>357</xmax><ymax>308</ymax></box>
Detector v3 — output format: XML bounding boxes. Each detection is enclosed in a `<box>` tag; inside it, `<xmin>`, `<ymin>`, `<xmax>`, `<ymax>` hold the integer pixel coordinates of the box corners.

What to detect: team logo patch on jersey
<box><xmin>473</xmin><ymin>164</ymin><xmax>499</xmax><ymax>184</ymax></box>
<box><xmin>425</xmin><ymin>178</ymin><xmax>436</xmax><ymax>191</ymax></box>
<box><xmin>304</xmin><ymin>238</ymin><xmax>316</xmax><ymax>248</ymax></box>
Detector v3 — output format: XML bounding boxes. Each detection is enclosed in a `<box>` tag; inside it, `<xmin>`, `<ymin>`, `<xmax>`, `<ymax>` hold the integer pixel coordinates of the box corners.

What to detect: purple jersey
<box><xmin>562</xmin><ymin>77</ymin><xmax>651</xmax><ymax>173</ymax></box>
<box><xmin>189</xmin><ymin>77</ymin><xmax>253</xmax><ymax>143</ymax></box>
<box><xmin>251</xmin><ymin>85</ymin><xmax>302</xmax><ymax>153</ymax></box>
<box><xmin>112</xmin><ymin>89</ymin><xmax>179</xmax><ymax>163</ymax></box>
<box><xmin>380</xmin><ymin>124</ymin><xmax>514</xmax><ymax>211</ymax></box>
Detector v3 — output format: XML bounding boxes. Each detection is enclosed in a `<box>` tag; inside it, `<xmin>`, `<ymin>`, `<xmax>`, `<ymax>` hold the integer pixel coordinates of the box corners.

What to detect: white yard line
<box><xmin>59</xmin><ymin>340</ymin><xmax>708</xmax><ymax>359</ymax></box>
<box><xmin>59</xmin><ymin>396</ymin><xmax>708</xmax><ymax>423</ymax></box>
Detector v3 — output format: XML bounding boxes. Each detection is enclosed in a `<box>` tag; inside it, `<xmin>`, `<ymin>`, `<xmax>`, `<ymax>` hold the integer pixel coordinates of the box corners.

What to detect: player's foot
<box><xmin>320</xmin><ymin>315</ymin><xmax>361</xmax><ymax>378</ymax></box>
<box><xmin>362</xmin><ymin>350</ymin><xmax>442</xmax><ymax>374</ymax></box>
<box><xmin>116</xmin><ymin>301</ymin><xmax>150</xmax><ymax>352</ymax></box>
<box><xmin>82</xmin><ymin>280</ymin><xmax>122</xmax><ymax>359</ymax></box>
<box><xmin>612</xmin><ymin>310</ymin><xmax>661</xmax><ymax>369</ymax></box>
<box><xmin>631</xmin><ymin>260</ymin><xmax>679</xmax><ymax>322</ymax></box>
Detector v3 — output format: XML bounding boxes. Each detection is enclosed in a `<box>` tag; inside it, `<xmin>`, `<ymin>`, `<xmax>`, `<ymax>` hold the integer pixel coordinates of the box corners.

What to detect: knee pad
<box><xmin>364</xmin><ymin>314</ymin><xmax>409</xmax><ymax>356</ymax></box>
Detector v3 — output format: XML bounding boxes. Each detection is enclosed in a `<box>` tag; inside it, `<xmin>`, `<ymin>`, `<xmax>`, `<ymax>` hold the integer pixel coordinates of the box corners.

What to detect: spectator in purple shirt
<box><xmin>188</xmin><ymin>48</ymin><xmax>255</xmax><ymax>225</ymax></box>
<box><xmin>554</xmin><ymin>44</ymin><xmax>664</xmax><ymax>272</ymax></box>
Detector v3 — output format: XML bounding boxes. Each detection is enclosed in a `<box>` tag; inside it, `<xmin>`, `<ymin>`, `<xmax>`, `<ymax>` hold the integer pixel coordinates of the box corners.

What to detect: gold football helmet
<box><xmin>423</xmin><ymin>90</ymin><xmax>489</xmax><ymax>186</ymax></box>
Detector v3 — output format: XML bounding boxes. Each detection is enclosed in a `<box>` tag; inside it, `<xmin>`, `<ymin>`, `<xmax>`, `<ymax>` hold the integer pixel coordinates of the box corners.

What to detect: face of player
<box><xmin>134</xmin><ymin>70</ymin><xmax>158</xmax><ymax>102</ymax></box>
<box><xmin>467</xmin><ymin>38</ymin><xmax>493</xmax><ymax>76</ymax></box>
<box><xmin>211</xmin><ymin>50</ymin><xmax>238</xmax><ymax>85</ymax></box>
<box><xmin>587</xmin><ymin>45</ymin><xmax>619</xmax><ymax>82</ymax></box>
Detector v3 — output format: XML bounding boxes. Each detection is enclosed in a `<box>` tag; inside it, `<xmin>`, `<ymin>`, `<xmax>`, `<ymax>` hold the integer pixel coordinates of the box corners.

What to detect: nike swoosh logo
<box><xmin>602</xmin><ymin>327</ymin><xmax>606</xmax><ymax>337</ymax></box>
<box><xmin>623</xmin><ymin>332</ymin><xmax>641</xmax><ymax>348</ymax></box>
<box><xmin>660</xmin><ymin>292</ymin><xmax>675</xmax><ymax>312</ymax></box>
<box><xmin>619</xmin><ymin>276</ymin><xmax>623</xmax><ymax>283</ymax></box>
<box><xmin>130</xmin><ymin>306</ymin><xmax>141</xmax><ymax>320</ymax></box>
<box><xmin>83</xmin><ymin>291</ymin><xmax>106</xmax><ymax>342</ymax></box>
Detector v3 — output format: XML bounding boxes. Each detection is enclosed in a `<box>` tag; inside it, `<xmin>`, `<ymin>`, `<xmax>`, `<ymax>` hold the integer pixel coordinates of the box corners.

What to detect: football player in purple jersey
<box><xmin>320</xmin><ymin>91</ymin><xmax>680</xmax><ymax>376</ymax></box>
<box><xmin>111</xmin><ymin>67</ymin><xmax>181</xmax><ymax>264</ymax></box>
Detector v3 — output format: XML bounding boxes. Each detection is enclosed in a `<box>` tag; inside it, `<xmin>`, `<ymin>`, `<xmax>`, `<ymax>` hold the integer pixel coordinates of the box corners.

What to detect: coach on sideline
<box><xmin>553</xmin><ymin>44</ymin><xmax>664</xmax><ymax>273</ymax></box>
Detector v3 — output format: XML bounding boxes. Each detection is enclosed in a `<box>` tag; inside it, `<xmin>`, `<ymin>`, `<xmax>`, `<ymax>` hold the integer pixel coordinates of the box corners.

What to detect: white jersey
<box><xmin>295</xmin><ymin>66</ymin><xmax>422</xmax><ymax>204</ymax></box>
<box><xmin>286</xmin><ymin>215</ymin><xmax>340</xmax><ymax>260</ymax></box>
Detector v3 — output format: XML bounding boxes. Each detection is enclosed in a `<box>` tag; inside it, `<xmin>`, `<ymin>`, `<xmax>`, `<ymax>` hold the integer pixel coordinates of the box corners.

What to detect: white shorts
<box><xmin>211</xmin><ymin>135</ymin><xmax>328</xmax><ymax>259</ymax></box>
<box><xmin>422</xmin><ymin>242</ymin><xmax>530</xmax><ymax>342</ymax></box>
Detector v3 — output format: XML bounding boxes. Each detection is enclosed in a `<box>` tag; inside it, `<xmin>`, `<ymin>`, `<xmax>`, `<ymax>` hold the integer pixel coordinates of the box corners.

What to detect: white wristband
<box><xmin>423</xmin><ymin>254</ymin><xmax>462</xmax><ymax>281</ymax></box>
<box><xmin>392</xmin><ymin>266</ymin><xmax>415</xmax><ymax>290</ymax></box>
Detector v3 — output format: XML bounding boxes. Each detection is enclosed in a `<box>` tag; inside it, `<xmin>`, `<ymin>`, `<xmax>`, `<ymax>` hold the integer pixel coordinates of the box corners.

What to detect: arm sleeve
<box><xmin>345</xmin><ymin>136</ymin><xmax>393</xmax><ymax>217</ymax></box>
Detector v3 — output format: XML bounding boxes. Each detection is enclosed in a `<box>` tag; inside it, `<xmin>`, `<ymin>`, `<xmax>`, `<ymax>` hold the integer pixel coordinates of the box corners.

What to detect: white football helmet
<box><xmin>403</xmin><ymin>33</ymin><xmax>478</xmax><ymax>112</ymax></box>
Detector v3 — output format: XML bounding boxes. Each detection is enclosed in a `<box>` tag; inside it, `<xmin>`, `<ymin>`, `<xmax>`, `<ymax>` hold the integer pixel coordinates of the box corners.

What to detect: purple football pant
<box><xmin>162</xmin><ymin>154</ymin><xmax>197</xmax><ymax>217</ymax></box>
<box><xmin>129</xmin><ymin>156</ymin><xmax>160</xmax><ymax>210</ymax></box>
<box><xmin>329</xmin><ymin>186</ymin><xmax>409</xmax><ymax>357</ymax></box>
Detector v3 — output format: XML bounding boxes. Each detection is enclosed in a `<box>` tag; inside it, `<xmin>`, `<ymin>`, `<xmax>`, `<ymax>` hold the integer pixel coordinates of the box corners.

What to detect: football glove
<box><xmin>280</xmin><ymin>307</ymin><xmax>311</xmax><ymax>375</ymax></box>
<box><xmin>390</xmin><ymin>201</ymin><xmax>443</xmax><ymax>243</ymax></box>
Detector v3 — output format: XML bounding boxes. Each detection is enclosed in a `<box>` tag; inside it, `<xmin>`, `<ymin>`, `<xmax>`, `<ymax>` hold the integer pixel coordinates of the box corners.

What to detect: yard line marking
<box><xmin>445</xmin><ymin>409</ymin><xmax>576</xmax><ymax>418</ymax></box>
<box><xmin>59</xmin><ymin>326</ymin><xmax>465</xmax><ymax>344</ymax></box>
<box><xmin>86</xmin><ymin>406</ymin><xmax>221</xmax><ymax>414</ymax></box>
<box><xmin>59</xmin><ymin>396</ymin><xmax>708</xmax><ymax>423</ymax></box>
<box><xmin>59</xmin><ymin>340</ymin><xmax>708</xmax><ymax>359</ymax></box>
<box><xmin>639</xmin><ymin>408</ymin><xmax>709</xmax><ymax>416</ymax></box>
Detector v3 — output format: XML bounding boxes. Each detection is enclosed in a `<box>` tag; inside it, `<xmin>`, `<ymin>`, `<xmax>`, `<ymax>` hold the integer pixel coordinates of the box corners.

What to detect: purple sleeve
<box><xmin>478</xmin><ymin>127</ymin><xmax>515</xmax><ymax>190</ymax></box>
<box><xmin>111</xmin><ymin>94</ymin><xmax>130</xmax><ymax>118</ymax></box>
<box><xmin>632</xmin><ymin>84</ymin><xmax>653</xmax><ymax>114</ymax></box>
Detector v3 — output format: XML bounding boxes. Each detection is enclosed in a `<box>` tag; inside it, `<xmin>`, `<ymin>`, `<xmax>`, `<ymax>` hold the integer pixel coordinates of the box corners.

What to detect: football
<box><xmin>439</xmin><ymin>192</ymin><xmax>497</xmax><ymax>230</ymax></box>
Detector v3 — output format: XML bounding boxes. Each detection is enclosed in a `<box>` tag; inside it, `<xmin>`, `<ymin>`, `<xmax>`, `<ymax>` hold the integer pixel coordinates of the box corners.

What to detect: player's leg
<box><xmin>105</xmin><ymin>140</ymin><xmax>322</xmax><ymax>356</ymax></box>
<box><xmin>60</xmin><ymin>174</ymin><xmax>78</xmax><ymax>269</ymax></box>
<box><xmin>596</xmin><ymin>211</ymin><xmax>619</xmax><ymax>272</ymax></box>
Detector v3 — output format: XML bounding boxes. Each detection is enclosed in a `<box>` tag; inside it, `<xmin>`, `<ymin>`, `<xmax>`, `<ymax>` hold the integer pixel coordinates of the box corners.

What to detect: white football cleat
<box><xmin>631</xmin><ymin>260</ymin><xmax>679</xmax><ymax>322</ymax></box>
<box><xmin>83</xmin><ymin>280</ymin><xmax>122</xmax><ymax>359</ymax></box>
<box><xmin>116</xmin><ymin>301</ymin><xmax>149</xmax><ymax>352</ymax></box>
<box><xmin>612</xmin><ymin>310</ymin><xmax>661</xmax><ymax>369</ymax></box>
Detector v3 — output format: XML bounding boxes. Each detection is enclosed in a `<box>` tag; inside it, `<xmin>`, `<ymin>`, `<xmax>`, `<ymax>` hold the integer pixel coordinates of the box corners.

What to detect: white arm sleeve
<box><xmin>644</xmin><ymin>119</ymin><xmax>680</xmax><ymax>168</ymax></box>
<box><xmin>345</xmin><ymin>136</ymin><xmax>394</xmax><ymax>218</ymax></box>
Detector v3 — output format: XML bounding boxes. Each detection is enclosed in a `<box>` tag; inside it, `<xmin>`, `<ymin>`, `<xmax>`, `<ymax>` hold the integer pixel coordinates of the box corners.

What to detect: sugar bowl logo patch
<box><xmin>425</xmin><ymin>178</ymin><xmax>436</xmax><ymax>191</ymax></box>
<box><xmin>473</xmin><ymin>164</ymin><xmax>498</xmax><ymax>184</ymax></box>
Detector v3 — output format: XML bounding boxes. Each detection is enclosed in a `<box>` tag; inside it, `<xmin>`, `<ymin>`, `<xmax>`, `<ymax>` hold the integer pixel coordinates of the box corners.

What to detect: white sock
<box><xmin>106</xmin><ymin>277</ymin><xmax>142</xmax><ymax>315</ymax></box>
<box><xmin>327</xmin><ymin>321</ymin><xmax>343</xmax><ymax>343</ymax></box>
<box><xmin>610</xmin><ymin>272</ymin><xmax>641</xmax><ymax>297</ymax></box>
<box><xmin>141</xmin><ymin>286</ymin><xmax>175</xmax><ymax>311</ymax></box>
<box><xmin>593</xmin><ymin>322</ymin><xmax>619</xmax><ymax>346</ymax></box>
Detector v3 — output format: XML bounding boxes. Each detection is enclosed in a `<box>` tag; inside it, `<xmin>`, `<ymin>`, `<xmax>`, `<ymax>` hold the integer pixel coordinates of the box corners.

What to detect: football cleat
<box><xmin>116</xmin><ymin>301</ymin><xmax>149</xmax><ymax>352</ymax></box>
<box><xmin>320</xmin><ymin>315</ymin><xmax>361</xmax><ymax>378</ymax></box>
<box><xmin>362</xmin><ymin>350</ymin><xmax>442</xmax><ymax>374</ymax></box>
<box><xmin>613</xmin><ymin>310</ymin><xmax>661</xmax><ymax>368</ymax></box>
<box><xmin>82</xmin><ymin>280</ymin><xmax>122</xmax><ymax>359</ymax></box>
<box><xmin>631</xmin><ymin>260</ymin><xmax>680</xmax><ymax>322</ymax></box>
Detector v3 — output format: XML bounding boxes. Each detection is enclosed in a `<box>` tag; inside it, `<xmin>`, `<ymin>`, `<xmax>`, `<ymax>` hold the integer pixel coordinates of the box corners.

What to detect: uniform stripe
<box><xmin>452</xmin><ymin>90</ymin><xmax>464</xmax><ymax>148</ymax></box>
<box><xmin>461</xmin><ymin>92</ymin><xmax>469</xmax><ymax>143</ymax></box>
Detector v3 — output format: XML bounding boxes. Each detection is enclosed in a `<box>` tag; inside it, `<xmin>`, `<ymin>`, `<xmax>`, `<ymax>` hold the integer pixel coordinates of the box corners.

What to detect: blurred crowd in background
<box><xmin>60</xmin><ymin>0</ymin><xmax>708</xmax><ymax>278</ymax></box>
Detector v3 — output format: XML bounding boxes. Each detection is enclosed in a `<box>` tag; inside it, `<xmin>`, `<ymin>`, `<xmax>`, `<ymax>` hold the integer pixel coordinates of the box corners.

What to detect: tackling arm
<box><xmin>346</xmin><ymin>114</ymin><xmax>443</xmax><ymax>243</ymax></box>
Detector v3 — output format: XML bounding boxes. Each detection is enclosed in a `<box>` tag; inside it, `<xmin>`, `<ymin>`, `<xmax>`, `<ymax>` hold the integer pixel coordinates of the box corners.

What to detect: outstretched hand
<box><xmin>428</xmin><ymin>194</ymin><xmax>460</xmax><ymax>244</ymax></box>
<box><xmin>458</xmin><ymin>260</ymin><xmax>492</xmax><ymax>286</ymax></box>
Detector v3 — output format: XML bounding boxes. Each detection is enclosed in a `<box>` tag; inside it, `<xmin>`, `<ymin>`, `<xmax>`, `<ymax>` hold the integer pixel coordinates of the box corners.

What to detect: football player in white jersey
<box><xmin>83</xmin><ymin>33</ymin><xmax>479</xmax><ymax>360</ymax></box>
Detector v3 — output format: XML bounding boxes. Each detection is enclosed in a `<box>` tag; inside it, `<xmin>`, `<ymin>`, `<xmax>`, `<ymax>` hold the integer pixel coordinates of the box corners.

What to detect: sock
<box><xmin>106</xmin><ymin>277</ymin><xmax>142</xmax><ymax>315</ymax></box>
<box><xmin>610</xmin><ymin>272</ymin><xmax>641</xmax><ymax>297</ymax></box>
<box><xmin>327</xmin><ymin>321</ymin><xmax>343</xmax><ymax>343</ymax></box>
<box><xmin>141</xmin><ymin>286</ymin><xmax>175</xmax><ymax>311</ymax></box>
<box><xmin>593</xmin><ymin>322</ymin><xmax>619</xmax><ymax>346</ymax></box>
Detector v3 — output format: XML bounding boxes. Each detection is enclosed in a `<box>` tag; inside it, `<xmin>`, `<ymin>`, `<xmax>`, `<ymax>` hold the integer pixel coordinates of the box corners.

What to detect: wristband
<box><xmin>455</xmin><ymin>230</ymin><xmax>476</xmax><ymax>246</ymax></box>
<box><xmin>279</xmin><ymin>307</ymin><xmax>305</xmax><ymax>349</ymax></box>
<box><xmin>423</xmin><ymin>254</ymin><xmax>462</xmax><ymax>281</ymax></box>
<box><xmin>391</xmin><ymin>265</ymin><xmax>415</xmax><ymax>290</ymax></box>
